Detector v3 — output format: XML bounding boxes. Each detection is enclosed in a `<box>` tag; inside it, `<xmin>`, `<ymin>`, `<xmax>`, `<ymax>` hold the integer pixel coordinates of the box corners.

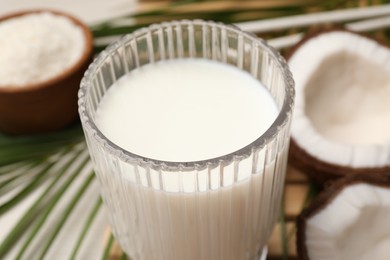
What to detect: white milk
<box><xmin>94</xmin><ymin>59</ymin><xmax>285</xmax><ymax>260</ymax></box>
<box><xmin>96</xmin><ymin>59</ymin><xmax>278</xmax><ymax>162</ymax></box>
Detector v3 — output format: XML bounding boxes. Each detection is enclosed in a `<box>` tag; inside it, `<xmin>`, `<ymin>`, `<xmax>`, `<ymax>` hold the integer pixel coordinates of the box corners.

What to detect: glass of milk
<box><xmin>79</xmin><ymin>20</ymin><xmax>294</xmax><ymax>260</ymax></box>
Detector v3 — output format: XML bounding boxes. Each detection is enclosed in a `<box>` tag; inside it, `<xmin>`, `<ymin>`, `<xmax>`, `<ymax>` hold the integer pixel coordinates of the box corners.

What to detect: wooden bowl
<box><xmin>0</xmin><ymin>9</ymin><xmax>93</xmax><ymax>135</ymax></box>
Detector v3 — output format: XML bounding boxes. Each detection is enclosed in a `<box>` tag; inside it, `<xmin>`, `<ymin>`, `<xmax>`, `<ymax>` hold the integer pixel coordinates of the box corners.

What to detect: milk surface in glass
<box><xmin>95</xmin><ymin>59</ymin><xmax>278</xmax><ymax>162</ymax></box>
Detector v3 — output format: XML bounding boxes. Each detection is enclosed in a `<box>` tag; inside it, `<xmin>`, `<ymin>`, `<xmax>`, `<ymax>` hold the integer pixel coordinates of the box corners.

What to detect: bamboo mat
<box><xmin>106</xmin><ymin>164</ymin><xmax>310</xmax><ymax>260</ymax></box>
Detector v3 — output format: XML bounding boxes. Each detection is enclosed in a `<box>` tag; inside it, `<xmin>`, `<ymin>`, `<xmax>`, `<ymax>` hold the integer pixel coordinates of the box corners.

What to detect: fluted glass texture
<box><xmin>79</xmin><ymin>20</ymin><xmax>294</xmax><ymax>260</ymax></box>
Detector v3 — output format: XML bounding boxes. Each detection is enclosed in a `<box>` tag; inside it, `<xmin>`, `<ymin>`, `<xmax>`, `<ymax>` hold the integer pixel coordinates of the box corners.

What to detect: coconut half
<box><xmin>297</xmin><ymin>176</ymin><xmax>390</xmax><ymax>260</ymax></box>
<box><xmin>287</xmin><ymin>29</ymin><xmax>390</xmax><ymax>183</ymax></box>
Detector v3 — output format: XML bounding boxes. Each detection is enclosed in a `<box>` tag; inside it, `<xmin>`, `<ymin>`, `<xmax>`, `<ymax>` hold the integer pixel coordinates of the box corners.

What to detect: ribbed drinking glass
<box><xmin>79</xmin><ymin>20</ymin><xmax>294</xmax><ymax>260</ymax></box>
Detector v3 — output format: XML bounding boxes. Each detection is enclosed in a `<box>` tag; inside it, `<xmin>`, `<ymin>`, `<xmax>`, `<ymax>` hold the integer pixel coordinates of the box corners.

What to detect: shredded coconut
<box><xmin>0</xmin><ymin>12</ymin><xmax>85</xmax><ymax>87</ymax></box>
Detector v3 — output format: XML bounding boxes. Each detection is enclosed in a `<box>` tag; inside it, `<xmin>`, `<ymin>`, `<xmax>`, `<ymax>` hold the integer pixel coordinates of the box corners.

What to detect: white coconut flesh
<box><xmin>289</xmin><ymin>31</ymin><xmax>390</xmax><ymax>168</ymax></box>
<box><xmin>305</xmin><ymin>183</ymin><xmax>390</xmax><ymax>260</ymax></box>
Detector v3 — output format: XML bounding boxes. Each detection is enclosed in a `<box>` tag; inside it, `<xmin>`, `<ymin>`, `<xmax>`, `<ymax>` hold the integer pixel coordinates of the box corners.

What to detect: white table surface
<box><xmin>0</xmin><ymin>0</ymin><xmax>138</xmax><ymax>25</ymax></box>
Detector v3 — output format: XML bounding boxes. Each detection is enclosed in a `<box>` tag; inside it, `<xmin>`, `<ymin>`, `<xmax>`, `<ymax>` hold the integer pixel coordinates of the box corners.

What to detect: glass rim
<box><xmin>78</xmin><ymin>19</ymin><xmax>295</xmax><ymax>171</ymax></box>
